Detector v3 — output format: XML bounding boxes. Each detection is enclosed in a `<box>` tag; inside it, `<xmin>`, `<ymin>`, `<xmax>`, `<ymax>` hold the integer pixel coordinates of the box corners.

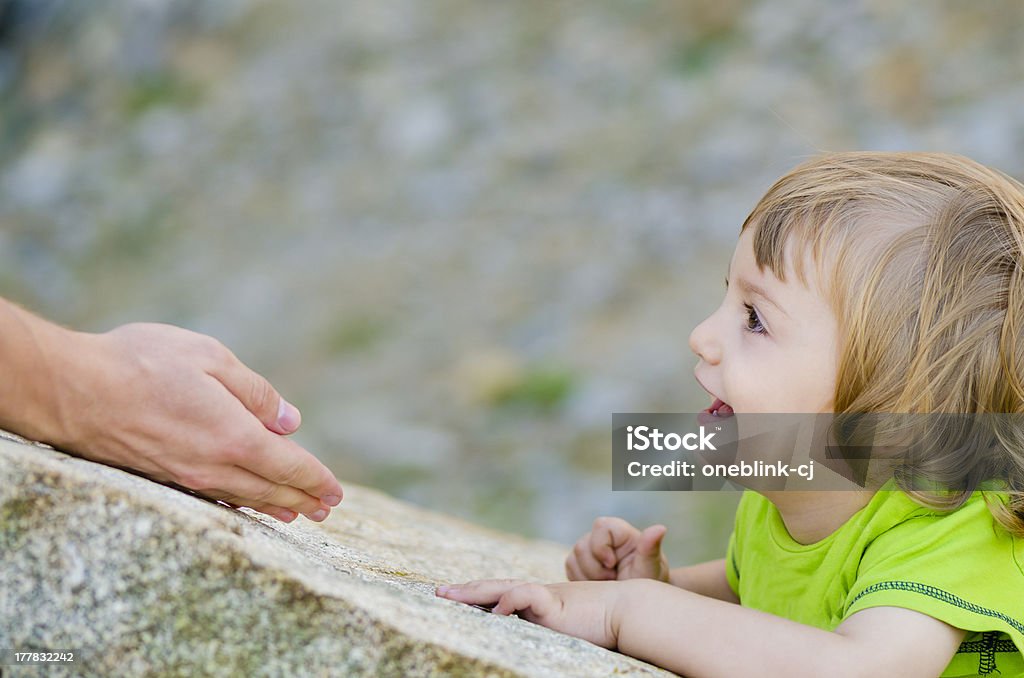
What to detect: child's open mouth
<box><xmin>702</xmin><ymin>397</ymin><xmax>734</xmax><ymax>418</ymax></box>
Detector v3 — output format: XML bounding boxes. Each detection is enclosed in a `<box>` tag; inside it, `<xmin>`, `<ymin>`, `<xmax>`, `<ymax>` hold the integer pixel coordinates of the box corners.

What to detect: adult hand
<box><xmin>1</xmin><ymin>303</ymin><xmax>342</xmax><ymax>523</ymax></box>
<box><xmin>565</xmin><ymin>517</ymin><xmax>669</xmax><ymax>583</ymax></box>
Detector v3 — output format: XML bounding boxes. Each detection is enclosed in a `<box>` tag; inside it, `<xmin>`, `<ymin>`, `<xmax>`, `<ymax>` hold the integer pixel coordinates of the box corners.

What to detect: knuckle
<box><xmin>522</xmin><ymin>583</ymin><xmax>544</xmax><ymax>597</ymax></box>
<box><xmin>294</xmin><ymin>494</ymin><xmax>321</xmax><ymax>514</ymax></box>
<box><xmin>202</xmin><ymin>335</ymin><xmax>229</xmax><ymax>358</ymax></box>
<box><xmin>215</xmin><ymin>442</ymin><xmax>244</xmax><ymax>465</ymax></box>
<box><xmin>276</xmin><ymin>454</ymin><xmax>307</xmax><ymax>487</ymax></box>
<box><xmin>249</xmin><ymin>378</ymin><xmax>274</xmax><ymax>414</ymax></box>
<box><xmin>218</xmin><ymin>428</ymin><xmax>259</xmax><ymax>463</ymax></box>
<box><xmin>196</xmin><ymin>335</ymin><xmax>233</xmax><ymax>369</ymax></box>
<box><xmin>209</xmin><ymin>444</ymin><xmax>239</xmax><ymax>467</ymax></box>
<box><xmin>252</xmin><ymin>483</ymin><xmax>279</xmax><ymax>504</ymax></box>
<box><xmin>595</xmin><ymin>516</ymin><xmax>624</xmax><ymax>533</ymax></box>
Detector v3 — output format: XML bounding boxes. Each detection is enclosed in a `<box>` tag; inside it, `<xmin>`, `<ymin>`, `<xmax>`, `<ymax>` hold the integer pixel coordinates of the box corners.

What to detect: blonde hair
<box><xmin>740</xmin><ymin>151</ymin><xmax>1024</xmax><ymax>535</ymax></box>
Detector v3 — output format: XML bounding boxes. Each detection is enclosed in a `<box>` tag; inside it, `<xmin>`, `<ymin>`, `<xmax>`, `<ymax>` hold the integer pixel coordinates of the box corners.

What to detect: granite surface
<box><xmin>0</xmin><ymin>431</ymin><xmax>673</xmax><ymax>677</ymax></box>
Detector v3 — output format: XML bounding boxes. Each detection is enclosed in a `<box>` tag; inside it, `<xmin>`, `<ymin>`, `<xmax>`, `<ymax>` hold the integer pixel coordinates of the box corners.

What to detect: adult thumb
<box><xmin>637</xmin><ymin>524</ymin><xmax>668</xmax><ymax>557</ymax></box>
<box><xmin>213</xmin><ymin>354</ymin><xmax>301</xmax><ymax>434</ymax></box>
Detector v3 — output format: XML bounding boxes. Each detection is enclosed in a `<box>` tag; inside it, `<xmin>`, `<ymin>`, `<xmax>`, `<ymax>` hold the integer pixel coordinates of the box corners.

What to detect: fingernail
<box><xmin>322</xmin><ymin>494</ymin><xmax>341</xmax><ymax>507</ymax></box>
<box><xmin>437</xmin><ymin>586</ymin><xmax>450</xmax><ymax>595</ymax></box>
<box><xmin>277</xmin><ymin>398</ymin><xmax>302</xmax><ymax>433</ymax></box>
<box><xmin>309</xmin><ymin>508</ymin><xmax>328</xmax><ymax>521</ymax></box>
<box><xmin>277</xmin><ymin>509</ymin><xmax>297</xmax><ymax>522</ymax></box>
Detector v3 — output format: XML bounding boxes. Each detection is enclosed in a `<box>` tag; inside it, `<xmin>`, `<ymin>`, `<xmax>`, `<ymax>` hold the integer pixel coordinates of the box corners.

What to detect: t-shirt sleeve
<box><xmin>843</xmin><ymin>494</ymin><xmax>1024</xmax><ymax>672</ymax></box>
<box><xmin>724</xmin><ymin>490</ymin><xmax>757</xmax><ymax>600</ymax></box>
<box><xmin>724</xmin><ymin>529</ymin><xmax>740</xmax><ymax>598</ymax></box>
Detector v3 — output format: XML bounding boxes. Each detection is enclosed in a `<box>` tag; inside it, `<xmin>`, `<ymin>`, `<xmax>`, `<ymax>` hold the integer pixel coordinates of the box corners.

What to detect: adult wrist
<box><xmin>33</xmin><ymin>325</ymin><xmax>103</xmax><ymax>450</ymax></box>
<box><xmin>0</xmin><ymin>301</ymin><xmax>96</xmax><ymax>448</ymax></box>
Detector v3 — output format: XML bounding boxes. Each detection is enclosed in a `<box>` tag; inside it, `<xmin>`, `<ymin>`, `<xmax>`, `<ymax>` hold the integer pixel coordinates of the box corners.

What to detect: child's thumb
<box><xmin>637</xmin><ymin>524</ymin><xmax>668</xmax><ymax>557</ymax></box>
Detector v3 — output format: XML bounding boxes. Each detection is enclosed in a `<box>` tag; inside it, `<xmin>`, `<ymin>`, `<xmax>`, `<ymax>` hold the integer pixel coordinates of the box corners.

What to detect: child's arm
<box><xmin>667</xmin><ymin>558</ymin><xmax>738</xmax><ymax>604</ymax></box>
<box><xmin>566</xmin><ymin>516</ymin><xmax>738</xmax><ymax>603</ymax></box>
<box><xmin>614</xmin><ymin>579</ymin><xmax>964</xmax><ymax>677</ymax></box>
<box><xmin>437</xmin><ymin>578</ymin><xmax>965</xmax><ymax>678</ymax></box>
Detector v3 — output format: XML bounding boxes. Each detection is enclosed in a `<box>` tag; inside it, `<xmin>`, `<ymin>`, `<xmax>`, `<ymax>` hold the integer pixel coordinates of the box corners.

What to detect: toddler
<box><xmin>437</xmin><ymin>152</ymin><xmax>1024</xmax><ymax>677</ymax></box>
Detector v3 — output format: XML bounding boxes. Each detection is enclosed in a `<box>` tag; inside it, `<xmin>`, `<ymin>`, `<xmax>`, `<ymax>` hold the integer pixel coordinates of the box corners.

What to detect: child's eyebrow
<box><xmin>724</xmin><ymin>276</ymin><xmax>790</xmax><ymax>318</ymax></box>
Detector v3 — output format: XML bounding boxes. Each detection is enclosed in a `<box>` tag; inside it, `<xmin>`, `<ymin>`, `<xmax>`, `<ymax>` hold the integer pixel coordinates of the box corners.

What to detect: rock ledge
<box><xmin>0</xmin><ymin>432</ymin><xmax>671</xmax><ymax>677</ymax></box>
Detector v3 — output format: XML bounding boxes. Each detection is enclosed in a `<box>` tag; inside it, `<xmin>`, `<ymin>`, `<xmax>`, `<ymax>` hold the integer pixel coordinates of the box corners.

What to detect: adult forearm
<box><xmin>613</xmin><ymin>579</ymin><xmax>856</xmax><ymax>678</ymax></box>
<box><xmin>0</xmin><ymin>298</ymin><xmax>80</xmax><ymax>444</ymax></box>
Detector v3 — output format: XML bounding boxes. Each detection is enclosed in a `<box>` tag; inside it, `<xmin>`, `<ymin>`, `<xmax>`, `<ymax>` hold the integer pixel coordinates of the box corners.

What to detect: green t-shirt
<box><xmin>725</xmin><ymin>484</ymin><xmax>1024</xmax><ymax>677</ymax></box>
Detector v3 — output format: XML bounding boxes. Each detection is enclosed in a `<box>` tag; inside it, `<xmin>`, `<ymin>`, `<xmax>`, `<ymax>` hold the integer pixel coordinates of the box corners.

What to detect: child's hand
<box><xmin>435</xmin><ymin>579</ymin><xmax>622</xmax><ymax>648</ymax></box>
<box><xmin>566</xmin><ymin>517</ymin><xmax>670</xmax><ymax>583</ymax></box>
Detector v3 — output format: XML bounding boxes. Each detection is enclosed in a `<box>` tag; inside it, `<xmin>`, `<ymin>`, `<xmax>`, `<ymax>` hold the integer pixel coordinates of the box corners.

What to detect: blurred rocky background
<box><xmin>2</xmin><ymin>0</ymin><xmax>1023</xmax><ymax>565</ymax></box>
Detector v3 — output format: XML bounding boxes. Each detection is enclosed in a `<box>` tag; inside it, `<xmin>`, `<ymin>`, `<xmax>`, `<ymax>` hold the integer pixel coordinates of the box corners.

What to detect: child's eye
<box><xmin>743</xmin><ymin>303</ymin><xmax>767</xmax><ymax>335</ymax></box>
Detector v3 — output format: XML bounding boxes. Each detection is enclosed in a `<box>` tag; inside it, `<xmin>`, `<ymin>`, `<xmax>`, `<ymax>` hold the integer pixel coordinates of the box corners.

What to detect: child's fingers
<box><xmin>571</xmin><ymin>535</ymin><xmax>617</xmax><ymax>580</ymax></box>
<box><xmin>637</xmin><ymin>524</ymin><xmax>668</xmax><ymax>557</ymax></box>
<box><xmin>590</xmin><ymin>516</ymin><xmax>639</xmax><ymax>568</ymax></box>
<box><xmin>437</xmin><ymin>579</ymin><xmax>559</xmax><ymax>621</ymax></box>
<box><xmin>491</xmin><ymin>583</ymin><xmax>557</xmax><ymax>619</ymax></box>
<box><xmin>566</xmin><ymin>553</ymin><xmax>613</xmax><ymax>582</ymax></box>
<box><xmin>436</xmin><ymin>579</ymin><xmax>525</xmax><ymax>606</ymax></box>
<box><xmin>565</xmin><ymin>556</ymin><xmax>583</xmax><ymax>581</ymax></box>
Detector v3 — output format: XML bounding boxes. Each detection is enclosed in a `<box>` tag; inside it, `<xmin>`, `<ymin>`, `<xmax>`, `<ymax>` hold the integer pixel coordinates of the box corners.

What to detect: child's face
<box><xmin>689</xmin><ymin>228</ymin><xmax>839</xmax><ymax>414</ymax></box>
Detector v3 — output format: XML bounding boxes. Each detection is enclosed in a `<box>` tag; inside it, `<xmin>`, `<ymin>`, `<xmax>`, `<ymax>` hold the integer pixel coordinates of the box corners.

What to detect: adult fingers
<box><xmin>229</xmin><ymin>465</ymin><xmax>330</xmax><ymax>520</ymax></box>
<box><xmin>234</xmin><ymin>428</ymin><xmax>343</xmax><ymax>506</ymax></box>
<box><xmin>244</xmin><ymin>503</ymin><xmax>299</xmax><ymax>523</ymax></box>
<box><xmin>185</xmin><ymin>464</ymin><xmax>331</xmax><ymax>521</ymax></box>
<box><xmin>198</xmin><ymin>344</ymin><xmax>342</xmax><ymax>503</ymax></box>
<box><xmin>232</xmin><ymin>501</ymin><xmax>299</xmax><ymax>523</ymax></box>
<box><xmin>208</xmin><ymin>348</ymin><xmax>301</xmax><ymax>435</ymax></box>
<box><xmin>193</xmin><ymin>489</ymin><xmax>299</xmax><ymax>523</ymax></box>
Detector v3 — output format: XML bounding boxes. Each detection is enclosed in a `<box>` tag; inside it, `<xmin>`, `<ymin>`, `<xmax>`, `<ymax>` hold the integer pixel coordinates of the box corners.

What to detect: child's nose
<box><xmin>688</xmin><ymin>315</ymin><xmax>721</xmax><ymax>365</ymax></box>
